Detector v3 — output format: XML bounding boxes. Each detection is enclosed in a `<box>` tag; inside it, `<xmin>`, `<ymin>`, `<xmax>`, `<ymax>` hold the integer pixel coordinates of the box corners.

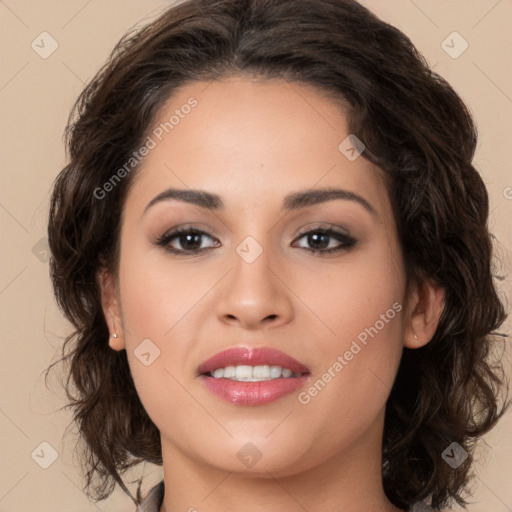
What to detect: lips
<box><xmin>197</xmin><ymin>347</ymin><xmax>310</xmax><ymax>406</ymax></box>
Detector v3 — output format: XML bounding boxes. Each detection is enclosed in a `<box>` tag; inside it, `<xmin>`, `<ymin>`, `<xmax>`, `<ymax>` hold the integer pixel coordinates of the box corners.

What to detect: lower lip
<box><xmin>199</xmin><ymin>375</ymin><xmax>309</xmax><ymax>406</ymax></box>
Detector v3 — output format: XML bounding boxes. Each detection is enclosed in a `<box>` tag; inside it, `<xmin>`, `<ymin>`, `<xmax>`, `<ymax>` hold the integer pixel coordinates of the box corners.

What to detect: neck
<box><xmin>158</xmin><ymin>412</ymin><xmax>404</xmax><ymax>512</ymax></box>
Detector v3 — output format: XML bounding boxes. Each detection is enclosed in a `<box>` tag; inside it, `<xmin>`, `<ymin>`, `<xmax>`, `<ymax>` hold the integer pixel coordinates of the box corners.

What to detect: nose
<box><xmin>215</xmin><ymin>245</ymin><xmax>294</xmax><ymax>330</ymax></box>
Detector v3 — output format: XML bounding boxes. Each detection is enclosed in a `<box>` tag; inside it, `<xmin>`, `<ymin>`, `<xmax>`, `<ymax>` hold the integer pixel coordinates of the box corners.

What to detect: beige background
<box><xmin>1</xmin><ymin>1</ymin><xmax>511</xmax><ymax>511</ymax></box>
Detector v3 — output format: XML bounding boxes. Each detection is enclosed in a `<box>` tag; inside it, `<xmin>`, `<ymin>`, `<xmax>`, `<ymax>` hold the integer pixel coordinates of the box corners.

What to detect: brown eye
<box><xmin>157</xmin><ymin>228</ymin><xmax>220</xmax><ymax>254</ymax></box>
<box><xmin>292</xmin><ymin>228</ymin><xmax>356</xmax><ymax>254</ymax></box>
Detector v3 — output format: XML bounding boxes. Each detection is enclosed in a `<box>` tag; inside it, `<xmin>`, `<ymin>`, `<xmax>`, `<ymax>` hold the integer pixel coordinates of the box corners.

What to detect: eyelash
<box><xmin>156</xmin><ymin>225</ymin><xmax>357</xmax><ymax>256</ymax></box>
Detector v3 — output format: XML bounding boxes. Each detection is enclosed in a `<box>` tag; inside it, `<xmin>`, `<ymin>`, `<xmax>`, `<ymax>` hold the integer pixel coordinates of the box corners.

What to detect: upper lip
<box><xmin>197</xmin><ymin>346</ymin><xmax>310</xmax><ymax>375</ymax></box>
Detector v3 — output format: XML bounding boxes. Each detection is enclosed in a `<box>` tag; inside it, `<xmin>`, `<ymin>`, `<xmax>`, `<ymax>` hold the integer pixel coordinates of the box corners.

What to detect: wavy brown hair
<box><xmin>47</xmin><ymin>0</ymin><xmax>509</xmax><ymax>509</ymax></box>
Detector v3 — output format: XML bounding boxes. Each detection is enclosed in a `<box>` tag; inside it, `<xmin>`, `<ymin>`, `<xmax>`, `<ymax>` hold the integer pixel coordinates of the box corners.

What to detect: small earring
<box><xmin>112</xmin><ymin>333</ymin><xmax>118</xmax><ymax>339</ymax></box>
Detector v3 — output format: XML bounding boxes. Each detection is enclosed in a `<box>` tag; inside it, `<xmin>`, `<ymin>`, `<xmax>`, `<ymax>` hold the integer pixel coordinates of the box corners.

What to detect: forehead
<box><xmin>125</xmin><ymin>76</ymin><xmax>390</xmax><ymax>218</ymax></box>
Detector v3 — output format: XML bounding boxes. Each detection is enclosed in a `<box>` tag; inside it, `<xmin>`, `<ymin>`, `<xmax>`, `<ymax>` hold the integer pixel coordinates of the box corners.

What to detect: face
<box><xmin>103</xmin><ymin>76</ymin><xmax>415</xmax><ymax>477</ymax></box>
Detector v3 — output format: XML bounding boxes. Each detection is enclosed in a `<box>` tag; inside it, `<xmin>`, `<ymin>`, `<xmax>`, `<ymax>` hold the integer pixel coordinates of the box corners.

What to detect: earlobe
<box><xmin>97</xmin><ymin>268</ymin><xmax>126</xmax><ymax>351</ymax></box>
<box><xmin>404</xmin><ymin>278</ymin><xmax>445</xmax><ymax>349</ymax></box>
<box><xmin>109</xmin><ymin>331</ymin><xmax>125</xmax><ymax>351</ymax></box>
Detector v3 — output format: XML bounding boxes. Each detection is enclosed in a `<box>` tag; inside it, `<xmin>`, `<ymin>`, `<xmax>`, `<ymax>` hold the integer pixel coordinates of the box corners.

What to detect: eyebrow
<box><xmin>143</xmin><ymin>187</ymin><xmax>376</xmax><ymax>215</ymax></box>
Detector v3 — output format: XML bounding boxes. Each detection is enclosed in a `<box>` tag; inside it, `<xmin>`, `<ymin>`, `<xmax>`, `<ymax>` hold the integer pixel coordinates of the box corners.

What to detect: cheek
<box><xmin>115</xmin><ymin>238</ymin><xmax>206</xmax><ymax>419</ymax></box>
<box><xmin>302</xmin><ymin>234</ymin><xmax>405</xmax><ymax>356</ymax></box>
<box><xmin>117</xmin><ymin>233</ymin><xmax>211</xmax><ymax>339</ymax></box>
<box><xmin>292</xmin><ymin>243</ymin><xmax>405</xmax><ymax>452</ymax></box>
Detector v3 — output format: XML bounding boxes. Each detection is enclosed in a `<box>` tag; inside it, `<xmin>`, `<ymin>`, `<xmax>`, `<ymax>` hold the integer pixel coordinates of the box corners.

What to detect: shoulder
<box><xmin>136</xmin><ymin>480</ymin><xmax>164</xmax><ymax>512</ymax></box>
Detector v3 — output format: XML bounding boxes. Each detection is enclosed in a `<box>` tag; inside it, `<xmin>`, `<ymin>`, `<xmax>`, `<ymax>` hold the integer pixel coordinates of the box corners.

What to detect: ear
<box><xmin>97</xmin><ymin>268</ymin><xmax>125</xmax><ymax>351</ymax></box>
<box><xmin>403</xmin><ymin>276</ymin><xmax>445</xmax><ymax>349</ymax></box>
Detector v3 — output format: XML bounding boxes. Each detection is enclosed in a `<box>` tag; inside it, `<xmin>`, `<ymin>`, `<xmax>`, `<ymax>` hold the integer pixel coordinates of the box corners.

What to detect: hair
<box><xmin>47</xmin><ymin>0</ymin><xmax>509</xmax><ymax>509</ymax></box>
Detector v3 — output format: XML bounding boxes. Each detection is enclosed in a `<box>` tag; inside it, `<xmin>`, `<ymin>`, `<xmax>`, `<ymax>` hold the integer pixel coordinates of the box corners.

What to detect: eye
<box><xmin>156</xmin><ymin>226</ymin><xmax>220</xmax><ymax>255</ymax></box>
<box><xmin>292</xmin><ymin>226</ymin><xmax>356</xmax><ymax>254</ymax></box>
<box><xmin>156</xmin><ymin>224</ymin><xmax>356</xmax><ymax>256</ymax></box>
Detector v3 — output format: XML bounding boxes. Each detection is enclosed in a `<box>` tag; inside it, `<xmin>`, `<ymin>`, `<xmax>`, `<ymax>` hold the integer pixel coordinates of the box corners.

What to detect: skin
<box><xmin>100</xmin><ymin>76</ymin><xmax>445</xmax><ymax>512</ymax></box>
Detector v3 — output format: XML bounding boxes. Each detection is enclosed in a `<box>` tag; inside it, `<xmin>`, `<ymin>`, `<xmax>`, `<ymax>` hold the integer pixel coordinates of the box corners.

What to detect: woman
<box><xmin>47</xmin><ymin>0</ymin><xmax>508</xmax><ymax>511</ymax></box>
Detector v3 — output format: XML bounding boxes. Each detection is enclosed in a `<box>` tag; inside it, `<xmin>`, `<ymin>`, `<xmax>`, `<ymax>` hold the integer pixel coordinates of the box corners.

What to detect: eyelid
<box><xmin>157</xmin><ymin>222</ymin><xmax>217</xmax><ymax>240</ymax></box>
<box><xmin>156</xmin><ymin>225</ymin><xmax>219</xmax><ymax>247</ymax></box>
<box><xmin>294</xmin><ymin>222</ymin><xmax>350</xmax><ymax>237</ymax></box>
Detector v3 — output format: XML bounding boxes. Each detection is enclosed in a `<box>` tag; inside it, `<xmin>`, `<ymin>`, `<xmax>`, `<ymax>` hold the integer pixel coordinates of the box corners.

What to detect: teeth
<box><xmin>212</xmin><ymin>368</ymin><xmax>225</xmax><ymax>379</ymax></box>
<box><xmin>223</xmin><ymin>365</ymin><xmax>236</xmax><ymax>378</ymax></box>
<box><xmin>270</xmin><ymin>365</ymin><xmax>282</xmax><ymax>378</ymax></box>
<box><xmin>252</xmin><ymin>365</ymin><xmax>270</xmax><ymax>379</ymax></box>
<box><xmin>208</xmin><ymin>364</ymin><xmax>300</xmax><ymax>381</ymax></box>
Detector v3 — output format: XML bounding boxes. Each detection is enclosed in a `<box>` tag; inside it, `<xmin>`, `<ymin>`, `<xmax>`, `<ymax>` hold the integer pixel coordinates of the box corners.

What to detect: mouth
<box><xmin>197</xmin><ymin>347</ymin><xmax>310</xmax><ymax>406</ymax></box>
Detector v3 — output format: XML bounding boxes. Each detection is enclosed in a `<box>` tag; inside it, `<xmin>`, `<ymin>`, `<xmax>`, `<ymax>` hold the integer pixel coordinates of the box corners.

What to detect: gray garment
<box><xmin>137</xmin><ymin>481</ymin><xmax>164</xmax><ymax>512</ymax></box>
<box><xmin>136</xmin><ymin>480</ymin><xmax>432</xmax><ymax>511</ymax></box>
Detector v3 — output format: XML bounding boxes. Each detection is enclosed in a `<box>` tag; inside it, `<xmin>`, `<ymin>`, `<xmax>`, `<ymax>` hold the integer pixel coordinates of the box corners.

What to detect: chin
<box><xmin>186</xmin><ymin>434</ymin><xmax>326</xmax><ymax>478</ymax></box>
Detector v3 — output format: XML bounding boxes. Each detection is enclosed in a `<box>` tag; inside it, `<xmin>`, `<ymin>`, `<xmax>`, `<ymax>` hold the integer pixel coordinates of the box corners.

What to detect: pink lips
<box><xmin>197</xmin><ymin>347</ymin><xmax>310</xmax><ymax>406</ymax></box>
